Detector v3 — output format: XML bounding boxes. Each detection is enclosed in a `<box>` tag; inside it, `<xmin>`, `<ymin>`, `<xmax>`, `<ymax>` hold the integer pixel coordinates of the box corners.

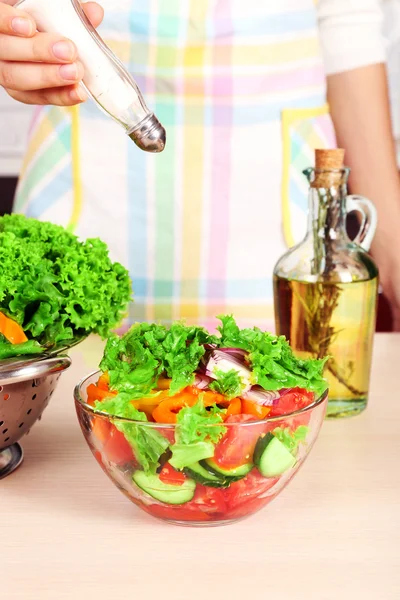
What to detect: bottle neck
<box><xmin>306</xmin><ymin>182</ymin><xmax>351</xmax><ymax>276</ymax></box>
<box><xmin>307</xmin><ymin>183</ymin><xmax>349</xmax><ymax>242</ymax></box>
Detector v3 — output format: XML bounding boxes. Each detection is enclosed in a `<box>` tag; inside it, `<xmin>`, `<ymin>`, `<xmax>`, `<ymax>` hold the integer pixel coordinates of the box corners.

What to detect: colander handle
<box><xmin>0</xmin><ymin>356</ymin><xmax>72</xmax><ymax>385</ymax></box>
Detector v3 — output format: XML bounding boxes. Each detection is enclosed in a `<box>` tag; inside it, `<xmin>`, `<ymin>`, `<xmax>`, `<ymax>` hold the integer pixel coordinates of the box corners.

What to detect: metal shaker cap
<box><xmin>128</xmin><ymin>113</ymin><xmax>166</xmax><ymax>153</ymax></box>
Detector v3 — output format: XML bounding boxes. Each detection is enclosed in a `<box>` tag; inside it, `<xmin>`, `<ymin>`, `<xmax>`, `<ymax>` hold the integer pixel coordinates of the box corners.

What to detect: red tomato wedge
<box><xmin>269</xmin><ymin>388</ymin><xmax>315</xmax><ymax>428</ymax></box>
<box><xmin>159</xmin><ymin>463</ymin><xmax>187</xmax><ymax>486</ymax></box>
<box><xmin>102</xmin><ymin>425</ymin><xmax>135</xmax><ymax>465</ymax></box>
<box><xmin>145</xmin><ymin>504</ymin><xmax>211</xmax><ymax>522</ymax></box>
<box><xmin>190</xmin><ymin>484</ymin><xmax>227</xmax><ymax>515</ymax></box>
<box><xmin>224</xmin><ymin>469</ymin><xmax>279</xmax><ymax>519</ymax></box>
<box><xmin>213</xmin><ymin>414</ymin><xmax>266</xmax><ymax>470</ymax></box>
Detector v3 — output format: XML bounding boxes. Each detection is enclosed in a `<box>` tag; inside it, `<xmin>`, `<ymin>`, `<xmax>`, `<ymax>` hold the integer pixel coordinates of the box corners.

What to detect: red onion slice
<box><xmin>217</xmin><ymin>347</ymin><xmax>248</xmax><ymax>362</ymax></box>
<box><xmin>205</xmin><ymin>350</ymin><xmax>253</xmax><ymax>393</ymax></box>
<box><xmin>193</xmin><ymin>374</ymin><xmax>212</xmax><ymax>390</ymax></box>
<box><xmin>242</xmin><ymin>386</ymin><xmax>280</xmax><ymax>406</ymax></box>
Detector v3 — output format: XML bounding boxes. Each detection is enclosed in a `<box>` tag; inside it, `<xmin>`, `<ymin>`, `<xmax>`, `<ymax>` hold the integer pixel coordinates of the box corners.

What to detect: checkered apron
<box><xmin>15</xmin><ymin>0</ymin><xmax>336</xmax><ymax>331</ymax></box>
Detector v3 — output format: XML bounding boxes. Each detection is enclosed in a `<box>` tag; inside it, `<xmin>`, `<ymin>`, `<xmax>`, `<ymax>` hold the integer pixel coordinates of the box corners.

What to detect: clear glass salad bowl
<box><xmin>75</xmin><ymin>372</ymin><xmax>328</xmax><ymax>527</ymax></box>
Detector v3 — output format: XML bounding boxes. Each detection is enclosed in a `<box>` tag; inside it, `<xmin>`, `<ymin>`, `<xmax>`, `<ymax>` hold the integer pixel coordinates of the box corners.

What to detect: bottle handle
<box><xmin>346</xmin><ymin>195</ymin><xmax>378</xmax><ymax>252</ymax></box>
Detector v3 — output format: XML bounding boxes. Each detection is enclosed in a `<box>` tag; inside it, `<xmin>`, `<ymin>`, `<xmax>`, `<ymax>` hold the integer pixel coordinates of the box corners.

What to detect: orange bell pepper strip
<box><xmin>86</xmin><ymin>383</ymin><xmax>117</xmax><ymax>406</ymax></box>
<box><xmin>152</xmin><ymin>387</ymin><xmax>229</xmax><ymax>423</ymax></box>
<box><xmin>241</xmin><ymin>398</ymin><xmax>271</xmax><ymax>419</ymax></box>
<box><xmin>97</xmin><ymin>372</ymin><xmax>110</xmax><ymax>390</ymax></box>
<box><xmin>157</xmin><ymin>377</ymin><xmax>171</xmax><ymax>390</ymax></box>
<box><xmin>224</xmin><ymin>397</ymin><xmax>242</xmax><ymax>418</ymax></box>
<box><xmin>152</xmin><ymin>393</ymin><xmax>197</xmax><ymax>423</ymax></box>
<box><xmin>132</xmin><ymin>393</ymin><xmax>168</xmax><ymax>420</ymax></box>
<box><xmin>0</xmin><ymin>312</ymin><xmax>27</xmax><ymax>345</ymax></box>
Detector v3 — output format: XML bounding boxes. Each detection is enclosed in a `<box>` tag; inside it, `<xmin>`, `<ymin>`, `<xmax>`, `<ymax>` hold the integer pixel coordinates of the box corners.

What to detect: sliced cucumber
<box><xmin>202</xmin><ymin>458</ymin><xmax>253</xmax><ymax>479</ymax></box>
<box><xmin>254</xmin><ymin>433</ymin><xmax>296</xmax><ymax>477</ymax></box>
<box><xmin>184</xmin><ymin>462</ymin><xmax>230</xmax><ymax>488</ymax></box>
<box><xmin>132</xmin><ymin>470</ymin><xmax>196</xmax><ymax>505</ymax></box>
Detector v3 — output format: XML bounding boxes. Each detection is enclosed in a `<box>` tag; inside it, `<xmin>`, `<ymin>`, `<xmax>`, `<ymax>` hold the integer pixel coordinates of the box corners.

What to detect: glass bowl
<box><xmin>75</xmin><ymin>372</ymin><xmax>328</xmax><ymax>527</ymax></box>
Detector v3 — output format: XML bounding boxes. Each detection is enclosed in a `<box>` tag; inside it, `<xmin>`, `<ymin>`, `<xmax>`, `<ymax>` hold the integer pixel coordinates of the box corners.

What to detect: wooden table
<box><xmin>2</xmin><ymin>335</ymin><xmax>400</xmax><ymax>600</ymax></box>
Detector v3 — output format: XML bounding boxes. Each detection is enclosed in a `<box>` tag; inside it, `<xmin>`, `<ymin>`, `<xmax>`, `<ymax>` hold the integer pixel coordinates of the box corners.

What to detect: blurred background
<box><xmin>0</xmin><ymin>3</ymin><xmax>397</xmax><ymax>332</ymax></box>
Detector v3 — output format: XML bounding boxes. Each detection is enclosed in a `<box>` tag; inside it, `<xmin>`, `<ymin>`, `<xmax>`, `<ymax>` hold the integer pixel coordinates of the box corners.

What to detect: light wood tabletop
<box><xmin>2</xmin><ymin>334</ymin><xmax>400</xmax><ymax>600</ymax></box>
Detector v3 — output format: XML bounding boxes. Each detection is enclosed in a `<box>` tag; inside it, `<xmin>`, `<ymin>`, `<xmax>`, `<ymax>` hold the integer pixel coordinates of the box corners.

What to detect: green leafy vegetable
<box><xmin>95</xmin><ymin>394</ymin><xmax>169</xmax><ymax>472</ymax></box>
<box><xmin>0</xmin><ymin>338</ymin><xmax>43</xmax><ymax>360</ymax></box>
<box><xmin>0</xmin><ymin>214</ymin><xmax>131</xmax><ymax>358</ymax></box>
<box><xmin>169</xmin><ymin>441</ymin><xmax>215</xmax><ymax>470</ymax></box>
<box><xmin>272</xmin><ymin>426</ymin><xmax>309</xmax><ymax>455</ymax></box>
<box><xmin>209</xmin><ymin>368</ymin><xmax>243</xmax><ymax>399</ymax></box>
<box><xmin>99</xmin><ymin>314</ymin><xmax>327</xmax><ymax>403</ymax></box>
<box><xmin>100</xmin><ymin>321</ymin><xmax>218</xmax><ymax>398</ymax></box>
<box><xmin>217</xmin><ymin>315</ymin><xmax>327</xmax><ymax>395</ymax></box>
<box><xmin>175</xmin><ymin>398</ymin><xmax>226</xmax><ymax>445</ymax></box>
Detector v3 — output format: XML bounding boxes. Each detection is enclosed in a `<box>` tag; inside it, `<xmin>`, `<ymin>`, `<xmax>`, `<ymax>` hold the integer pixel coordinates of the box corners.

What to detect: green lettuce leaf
<box><xmin>0</xmin><ymin>336</ymin><xmax>43</xmax><ymax>360</ymax></box>
<box><xmin>95</xmin><ymin>394</ymin><xmax>169</xmax><ymax>473</ymax></box>
<box><xmin>217</xmin><ymin>314</ymin><xmax>327</xmax><ymax>395</ymax></box>
<box><xmin>100</xmin><ymin>321</ymin><xmax>218</xmax><ymax>398</ymax></box>
<box><xmin>175</xmin><ymin>398</ymin><xmax>226</xmax><ymax>445</ymax></box>
<box><xmin>209</xmin><ymin>368</ymin><xmax>243</xmax><ymax>399</ymax></box>
<box><xmin>272</xmin><ymin>426</ymin><xmax>309</xmax><ymax>455</ymax></box>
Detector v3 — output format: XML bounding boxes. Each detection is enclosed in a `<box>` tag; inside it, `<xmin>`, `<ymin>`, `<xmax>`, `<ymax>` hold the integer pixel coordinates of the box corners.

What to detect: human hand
<box><xmin>0</xmin><ymin>0</ymin><xmax>103</xmax><ymax>105</ymax></box>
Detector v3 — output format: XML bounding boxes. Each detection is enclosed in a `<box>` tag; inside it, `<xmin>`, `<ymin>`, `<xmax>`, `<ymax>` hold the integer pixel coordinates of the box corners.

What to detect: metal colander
<box><xmin>0</xmin><ymin>355</ymin><xmax>71</xmax><ymax>478</ymax></box>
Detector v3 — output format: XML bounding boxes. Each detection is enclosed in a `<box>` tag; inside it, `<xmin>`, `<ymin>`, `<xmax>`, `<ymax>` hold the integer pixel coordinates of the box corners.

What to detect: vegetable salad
<box><xmin>83</xmin><ymin>315</ymin><xmax>328</xmax><ymax>523</ymax></box>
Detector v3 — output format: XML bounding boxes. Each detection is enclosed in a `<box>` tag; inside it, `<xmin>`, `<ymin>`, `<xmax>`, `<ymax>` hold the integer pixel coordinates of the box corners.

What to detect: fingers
<box><xmin>0</xmin><ymin>0</ymin><xmax>105</xmax><ymax>107</ymax></box>
<box><xmin>0</xmin><ymin>59</ymin><xmax>84</xmax><ymax>90</ymax></box>
<box><xmin>82</xmin><ymin>2</ymin><xmax>104</xmax><ymax>29</ymax></box>
<box><xmin>0</xmin><ymin>3</ymin><xmax>35</xmax><ymax>37</ymax></box>
<box><xmin>0</xmin><ymin>31</ymin><xmax>77</xmax><ymax>62</ymax></box>
<box><xmin>7</xmin><ymin>83</ymin><xmax>87</xmax><ymax>106</ymax></box>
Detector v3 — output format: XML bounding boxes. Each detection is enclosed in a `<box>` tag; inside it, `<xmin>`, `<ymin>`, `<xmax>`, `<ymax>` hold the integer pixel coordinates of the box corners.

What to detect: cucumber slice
<box><xmin>202</xmin><ymin>458</ymin><xmax>253</xmax><ymax>479</ymax></box>
<box><xmin>132</xmin><ymin>470</ymin><xmax>196</xmax><ymax>505</ymax></box>
<box><xmin>254</xmin><ymin>433</ymin><xmax>296</xmax><ymax>477</ymax></box>
<box><xmin>184</xmin><ymin>462</ymin><xmax>230</xmax><ymax>488</ymax></box>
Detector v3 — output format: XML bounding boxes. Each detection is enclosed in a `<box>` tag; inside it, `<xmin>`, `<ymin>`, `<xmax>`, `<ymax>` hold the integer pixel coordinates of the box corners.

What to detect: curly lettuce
<box><xmin>99</xmin><ymin>315</ymin><xmax>327</xmax><ymax>401</ymax></box>
<box><xmin>217</xmin><ymin>315</ymin><xmax>327</xmax><ymax>395</ymax></box>
<box><xmin>0</xmin><ymin>214</ymin><xmax>131</xmax><ymax>358</ymax></box>
<box><xmin>100</xmin><ymin>321</ymin><xmax>218</xmax><ymax>398</ymax></box>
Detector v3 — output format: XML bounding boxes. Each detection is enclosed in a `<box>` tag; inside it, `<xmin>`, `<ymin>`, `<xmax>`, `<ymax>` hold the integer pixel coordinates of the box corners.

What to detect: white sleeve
<box><xmin>317</xmin><ymin>0</ymin><xmax>386</xmax><ymax>75</ymax></box>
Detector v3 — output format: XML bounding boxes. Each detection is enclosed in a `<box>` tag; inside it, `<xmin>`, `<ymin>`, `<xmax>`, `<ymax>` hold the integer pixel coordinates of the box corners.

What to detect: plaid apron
<box><xmin>15</xmin><ymin>0</ymin><xmax>336</xmax><ymax>331</ymax></box>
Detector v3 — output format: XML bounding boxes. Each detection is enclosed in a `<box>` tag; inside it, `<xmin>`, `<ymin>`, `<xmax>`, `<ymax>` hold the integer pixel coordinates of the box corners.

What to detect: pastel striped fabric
<box><xmin>15</xmin><ymin>0</ymin><xmax>336</xmax><ymax>332</ymax></box>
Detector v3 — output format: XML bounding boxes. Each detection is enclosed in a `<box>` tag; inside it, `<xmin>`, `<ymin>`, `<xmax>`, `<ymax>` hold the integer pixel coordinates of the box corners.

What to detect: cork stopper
<box><xmin>311</xmin><ymin>148</ymin><xmax>345</xmax><ymax>188</ymax></box>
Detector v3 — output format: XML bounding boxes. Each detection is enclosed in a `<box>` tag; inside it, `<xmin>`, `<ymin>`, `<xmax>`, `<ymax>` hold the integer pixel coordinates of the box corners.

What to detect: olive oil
<box><xmin>274</xmin><ymin>275</ymin><xmax>378</xmax><ymax>417</ymax></box>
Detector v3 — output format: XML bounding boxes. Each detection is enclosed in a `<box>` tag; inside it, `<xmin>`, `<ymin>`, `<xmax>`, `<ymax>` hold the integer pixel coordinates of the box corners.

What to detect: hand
<box><xmin>0</xmin><ymin>0</ymin><xmax>103</xmax><ymax>106</ymax></box>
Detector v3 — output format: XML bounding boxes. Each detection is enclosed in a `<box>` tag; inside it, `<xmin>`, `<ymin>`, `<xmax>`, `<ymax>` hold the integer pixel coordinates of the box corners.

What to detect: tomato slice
<box><xmin>224</xmin><ymin>469</ymin><xmax>279</xmax><ymax>519</ymax></box>
<box><xmin>159</xmin><ymin>463</ymin><xmax>187</xmax><ymax>486</ymax></box>
<box><xmin>92</xmin><ymin>415</ymin><xmax>112</xmax><ymax>444</ymax></box>
<box><xmin>270</xmin><ymin>388</ymin><xmax>314</xmax><ymax>417</ymax></box>
<box><xmin>145</xmin><ymin>504</ymin><xmax>211</xmax><ymax>522</ymax></box>
<box><xmin>270</xmin><ymin>388</ymin><xmax>315</xmax><ymax>428</ymax></box>
<box><xmin>190</xmin><ymin>484</ymin><xmax>227</xmax><ymax>515</ymax></box>
<box><xmin>102</xmin><ymin>425</ymin><xmax>135</xmax><ymax>465</ymax></box>
<box><xmin>213</xmin><ymin>414</ymin><xmax>266</xmax><ymax>469</ymax></box>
